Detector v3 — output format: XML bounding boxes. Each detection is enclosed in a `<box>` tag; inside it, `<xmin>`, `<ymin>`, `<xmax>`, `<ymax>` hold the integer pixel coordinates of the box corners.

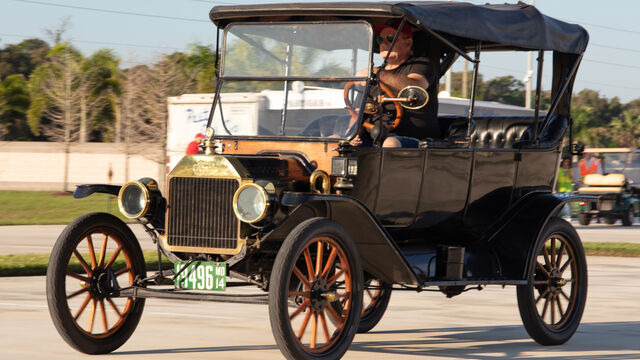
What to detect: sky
<box><xmin>1</xmin><ymin>0</ymin><xmax>640</xmax><ymax>103</ymax></box>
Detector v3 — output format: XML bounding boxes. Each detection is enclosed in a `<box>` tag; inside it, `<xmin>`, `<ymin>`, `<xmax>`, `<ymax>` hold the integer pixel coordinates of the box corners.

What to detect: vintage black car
<box><xmin>46</xmin><ymin>2</ymin><xmax>590</xmax><ymax>359</ymax></box>
<box><xmin>576</xmin><ymin>148</ymin><xmax>640</xmax><ymax>226</ymax></box>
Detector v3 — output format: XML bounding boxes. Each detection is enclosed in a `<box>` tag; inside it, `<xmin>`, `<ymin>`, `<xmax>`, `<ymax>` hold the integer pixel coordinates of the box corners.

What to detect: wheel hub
<box><xmin>93</xmin><ymin>268</ymin><xmax>119</xmax><ymax>299</ymax></box>
<box><xmin>548</xmin><ymin>269</ymin><xmax>566</xmax><ymax>294</ymax></box>
<box><xmin>310</xmin><ymin>278</ymin><xmax>330</xmax><ymax>311</ymax></box>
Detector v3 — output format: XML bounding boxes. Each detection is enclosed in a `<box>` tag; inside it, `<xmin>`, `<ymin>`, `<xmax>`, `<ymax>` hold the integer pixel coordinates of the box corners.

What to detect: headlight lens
<box><xmin>118</xmin><ymin>181</ymin><xmax>150</xmax><ymax>219</ymax></box>
<box><xmin>233</xmin><ymin>183</ymin><xmax>268</xmax><ymax>223</ymax></box>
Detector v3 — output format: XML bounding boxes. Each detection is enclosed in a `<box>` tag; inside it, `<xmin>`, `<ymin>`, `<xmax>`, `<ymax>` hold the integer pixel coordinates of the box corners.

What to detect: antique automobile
<box><xmin>576</xmin><ymin>148</ymin><xmax>640</xmax><ymax>226</ymax></box>
<box><xmin>46</xmin><ymin>2</ymin><xmax>590</xmax><ymax>359</ymax></box>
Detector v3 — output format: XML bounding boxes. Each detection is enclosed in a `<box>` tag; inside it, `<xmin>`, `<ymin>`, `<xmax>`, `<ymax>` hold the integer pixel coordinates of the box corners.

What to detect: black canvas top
<box><xmin>210</xmin><ymin>1</ymin><xmax>588</xmax><ymax>54</ymax></box>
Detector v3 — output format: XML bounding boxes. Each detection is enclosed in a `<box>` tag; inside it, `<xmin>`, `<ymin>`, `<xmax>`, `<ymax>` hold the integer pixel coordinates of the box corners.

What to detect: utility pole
<box><xmin>462</xmin><ymin>59</ymin><xmax>468</xmax><ymax>98</ymax></box>
<box><xmin>525</xmin><ymin>0</ymin><xmax>535</xmax><ymax>108</ymax></box>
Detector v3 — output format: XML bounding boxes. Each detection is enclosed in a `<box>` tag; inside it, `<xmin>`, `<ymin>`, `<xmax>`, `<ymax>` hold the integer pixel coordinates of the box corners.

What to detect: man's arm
<box><xmin>378</xmin><ymin>71</ymin><xmax>429</xmax><ymax>94</ymax></box>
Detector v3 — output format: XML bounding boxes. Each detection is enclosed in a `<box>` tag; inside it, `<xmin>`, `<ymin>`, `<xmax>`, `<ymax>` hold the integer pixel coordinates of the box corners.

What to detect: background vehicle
<box><xmin>576</xmin><ymin>148</ymin><xmax>640</xmax><ymax>226</ymax></box>
<box><xmin>46</xmin><ymin>2</ymin><xmax>590</xmax><ymax>360</ymax></box>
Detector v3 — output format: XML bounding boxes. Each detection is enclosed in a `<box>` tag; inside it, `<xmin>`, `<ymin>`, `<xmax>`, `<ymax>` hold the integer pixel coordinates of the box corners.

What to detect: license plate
<box><xmin>174</xmin><ymin>261</ymin><xmax>226</xmax><ymax>291</ymax></box>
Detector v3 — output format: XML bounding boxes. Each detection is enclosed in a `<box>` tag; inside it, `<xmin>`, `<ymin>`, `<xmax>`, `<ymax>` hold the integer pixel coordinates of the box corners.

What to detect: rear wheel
<box><xmin>622</xmin><ymin>208</ymin><xmax>633</xmax><ymax>226</ymax></box>
<box><xmin>604</xmin><ymin>216</ymin><xmax>616</xmax><ymax>225</ymax></box>
<box><xmin>357</xmin><ymin>278</ymin><xmax>391</xmax><ymax>333</ymax></box>
<box><xmin>269</xmin><ymin>218</ymin><xmax>363</xmax><ymax>360</ymax></box>
<box><xmin>577</xmin><ymin>213</ymin><xmax>590</xmax><ymax>226</ymax></box>
<box><xmin>46</xmin><ymin>213</ymin><xmax>146</xmax><ymax>354</ymax></box>
<box><xmin>517</xmin><ymin>218</ymin><xmax>587</xmax><ymax>345</ymax></box>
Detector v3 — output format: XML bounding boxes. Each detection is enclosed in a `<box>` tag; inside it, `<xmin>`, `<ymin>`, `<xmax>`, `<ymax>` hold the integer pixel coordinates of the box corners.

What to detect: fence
<box><xmin>0</xmin><ymin>141</ymin><xmax>166</xmax><ymax>192</ymax></box>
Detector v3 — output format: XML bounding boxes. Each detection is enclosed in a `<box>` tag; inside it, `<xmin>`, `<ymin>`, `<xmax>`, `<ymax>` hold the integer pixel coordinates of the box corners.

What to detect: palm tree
<box><xmin>610</xmin><ymin>111</ymin><xmax>640</xmax><ymax>148</ymax></box>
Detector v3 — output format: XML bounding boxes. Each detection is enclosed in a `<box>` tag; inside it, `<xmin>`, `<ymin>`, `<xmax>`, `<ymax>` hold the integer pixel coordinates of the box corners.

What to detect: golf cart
<box><xmin>576</xmin><ymin>148</ymin><xmax>640</xmax><ymax>226</ymax></box>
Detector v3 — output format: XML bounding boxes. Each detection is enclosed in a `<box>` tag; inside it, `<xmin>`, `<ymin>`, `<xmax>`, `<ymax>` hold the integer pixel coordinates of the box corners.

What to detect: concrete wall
<box><xmin>0</xmin><ymin>142</ymin><xmax>166</xmax><ymax>192</ymax></box>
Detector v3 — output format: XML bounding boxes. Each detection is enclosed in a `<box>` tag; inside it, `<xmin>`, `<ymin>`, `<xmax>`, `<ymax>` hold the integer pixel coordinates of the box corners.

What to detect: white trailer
<box><xmin>166</xmin><ymin>90</ymin><xmax>537</xmax><ymax>171</ymax></box>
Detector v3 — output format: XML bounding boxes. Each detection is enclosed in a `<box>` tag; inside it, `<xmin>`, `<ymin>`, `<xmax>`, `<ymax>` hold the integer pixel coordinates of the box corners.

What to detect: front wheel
<box><xmin>269</xmin><ymin>218</ymin><xmax>363</xmax><ymax>360</ymax></box>
<box><xmin>46</xmin><ymin>213</ymin><xmax>146</xmax><ymax>354</ymax></box>
<box><xmin>517</xmin><ymin>217</ymin><xmax>587</xmax><ymax>345</ymax></box>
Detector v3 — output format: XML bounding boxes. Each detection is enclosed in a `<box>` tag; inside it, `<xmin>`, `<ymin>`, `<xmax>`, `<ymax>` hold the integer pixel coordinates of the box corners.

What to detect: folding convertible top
<box><xmin>210</xmin><ymin>1</ymin><xmax>588</xmax><ymax>55</ymax></box>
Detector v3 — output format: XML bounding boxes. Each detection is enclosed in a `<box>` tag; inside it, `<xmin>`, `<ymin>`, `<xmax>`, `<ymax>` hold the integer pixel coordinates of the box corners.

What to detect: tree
<box><xmin>477</xmin><ymin>75</ymin><xmax>525</xmax><ymax>106</ymax></box>
<box><xmin>610</xmin><ymin>111</ymin><xmax>640</xmax><ymax>148</ymax></box>
<box><xmin>83</xmin><ymin>49</ymin><xmax>121</xmax><ymax>141</ymax></box>
<box><xmin>183</xmin><ymin>44</ymin><xmax>217</xmax><ymax>93</ymax></box>
<box><xmin>27</xmin><ymin>43</ymin><xmax>88</xmax><ymax>191</ymax></box>
<box><xmin>0</xmin><ymin>74</ymin><xmax>32</xmax><ymax>140</ymax></box>
<box><xmin>0</xmin><ymin>39</ymin><xmax>50</xmax><ymax>80</ymax></box>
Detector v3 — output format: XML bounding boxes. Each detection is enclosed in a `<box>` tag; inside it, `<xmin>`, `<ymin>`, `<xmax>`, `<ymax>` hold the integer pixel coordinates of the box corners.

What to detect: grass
<box><xmin>0</xmin><ymin>191</ymin><xmax>127</xmax><ymax>225</ymax></box>
<box><xmin>582</xmin><ymin>242</ymin><xmax>640</xmax><ymax>257</ymax></box>
<box><xmin>0</xmin><ymin>250</ymin><xmax>172</xmax><ymax>277</ymax></box>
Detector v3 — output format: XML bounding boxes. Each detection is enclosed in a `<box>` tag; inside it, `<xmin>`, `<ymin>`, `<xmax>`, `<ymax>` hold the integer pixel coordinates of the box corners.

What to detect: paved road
<box><xmin>0</xmin><ymin>256</ymin><xmax>638</xmax><ymax>359</ymax></box>
<box><xmin>1</xmin><ymin>221</ymin><xmax>638</xmax><ymax>255</ymax></box>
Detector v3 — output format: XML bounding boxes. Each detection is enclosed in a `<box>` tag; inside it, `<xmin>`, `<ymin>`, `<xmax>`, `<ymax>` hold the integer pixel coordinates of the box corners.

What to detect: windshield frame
<box><xmin>206</xmin><ymin>20</ymin><xmax>374</xmax><ymax>141</ymax></box>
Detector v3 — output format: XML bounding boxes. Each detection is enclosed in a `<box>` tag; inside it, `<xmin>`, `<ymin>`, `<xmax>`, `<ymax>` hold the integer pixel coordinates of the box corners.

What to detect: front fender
<box><xmin>73</xmin><ymin>184</ymin><xmax>121</xmax><ymax>198</ymax></box>
<box><xmin>488</xmin><ymin>192</ymin><xmax>595</xmax><ymax>280</ymax></box>
<box><xmin>262</xmin><ymin>192</ymin><xmax>419</xmax><ymax>285</ymax></box>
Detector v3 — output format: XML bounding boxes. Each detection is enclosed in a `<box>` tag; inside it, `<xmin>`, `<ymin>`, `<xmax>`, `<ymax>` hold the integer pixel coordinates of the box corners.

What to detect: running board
<box><xmin>116</xmin><ymin>287</ymin><xmax>269</xmax><ymax>305</ymax></box>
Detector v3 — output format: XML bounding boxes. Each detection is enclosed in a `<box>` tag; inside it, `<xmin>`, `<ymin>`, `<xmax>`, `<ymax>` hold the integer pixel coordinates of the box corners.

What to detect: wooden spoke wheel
<box><xmin>46</xmin><ymin>213</ymin><xmax>146</xmax><ymax>354</ymax></box>
<box><xmin>270</xmin><ymin>218</ymin><xmax>363</xmax><ymax>360</ymax></box>
<box><xmin>357</xmin><ymin>278</ymin><xmax>391</xmax><ymax>333</ymax></box>
<box><xmin>517</xmin><ymin>217</ymin><xmax>587</xmax><ymax>345</ymax></box>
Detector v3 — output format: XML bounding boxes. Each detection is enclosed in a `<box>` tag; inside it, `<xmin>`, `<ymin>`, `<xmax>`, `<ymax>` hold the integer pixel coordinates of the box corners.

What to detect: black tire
<box><xmin>622</xmin><ymin>208</ymin><xmax>633</xmax><ymax>226</ymax></box>
<box><xmin>517</xmin><ymin>217</ymin><xmax>587</xmax><ymax>345</ymax></box>
<box><xmin>357</xmin><ymin>278</ymin><xmax>392</xmax><ymax>333</ymax></box>
<box><xmin>269</xmin><ymin>218</ymin><xmax>363</xmax><ymax>360</ymax></box>
<box><xmin>577</xmin><ymin>213</ymin><xmax>590</xmax><ymax>226</ymax></box>
<box><xmin>46</xmin><ymin>213</ymin><xmax>146</xmax><ymax>354</ymax></box>
<box><xmin>604</xmin><ymin>216</ymin><xmax>616</xmax><ymax>225</ymax></box>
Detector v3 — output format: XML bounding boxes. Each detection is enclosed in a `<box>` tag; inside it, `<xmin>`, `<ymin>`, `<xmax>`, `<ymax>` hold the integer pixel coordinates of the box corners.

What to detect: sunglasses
<box><xmin>375</xmin><ymin>34</ymin><xmax>397</xmax><ymax>45</ymax></box>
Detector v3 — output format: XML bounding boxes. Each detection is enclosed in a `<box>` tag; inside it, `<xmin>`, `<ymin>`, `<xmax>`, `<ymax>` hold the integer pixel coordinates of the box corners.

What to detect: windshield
<box><xmin>211</xmin><ymin>22</ymin><xmax>373</xmax><ymax>139</ymax></box>
<box><xmin>602</xmin><ymin>152</ymin><xmax>640</xmax><ymax>183</ymax></box>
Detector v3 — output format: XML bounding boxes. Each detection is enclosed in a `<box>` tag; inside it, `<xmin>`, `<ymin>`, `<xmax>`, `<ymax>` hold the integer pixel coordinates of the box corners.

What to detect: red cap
<box><xmin>195</xmin><ymin>133</ymin><xmax>205</xmax><ymax>139</ymax></box>
<box><xmin>374</xmin><ymin>20</ymin><xmax>413</xmax><ymax>38</ymax></box>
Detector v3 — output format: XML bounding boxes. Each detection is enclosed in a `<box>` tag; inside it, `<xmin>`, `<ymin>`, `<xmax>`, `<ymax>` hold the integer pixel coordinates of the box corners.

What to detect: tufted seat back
<box><xmin>468</xmin><ymin>116</ymin><xmax>538</xmax><ymax>148</ymax></box>
<box><xmin>422</xmin><ymin>115</ymin><xmax>567</xmax><ymax>149</ymax></box>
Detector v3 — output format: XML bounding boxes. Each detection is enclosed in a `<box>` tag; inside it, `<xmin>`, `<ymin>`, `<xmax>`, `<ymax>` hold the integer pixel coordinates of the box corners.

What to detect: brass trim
<box><xmin>117</xmin><ymin>181</ymin><xmax>150</xmax><ymax>219</ymax></box>
<box><xmin>160</xmin><ymin>234</ymin><xmax>246</xmax><ymax>256</ymax></box>
<box><xmin>310</xmin><ymin>170</ymin><xmax>331</xmax><ymax>194</ymax></box>
<box><xmin>232</xmin><ymin>183</ymin><xmax>270</xmax><ymax>223</ymax></box>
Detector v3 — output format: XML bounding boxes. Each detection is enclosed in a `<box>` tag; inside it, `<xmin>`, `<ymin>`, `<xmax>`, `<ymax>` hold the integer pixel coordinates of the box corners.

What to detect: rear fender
<box><xmin>263</xmin><ymin>192</ymin><xmax>419</xmax><ymax>285</ymax></box>
<box><xmin>73</xmin><ymin>184</ymin><xmax>121</xmax><ymax>198</ymax></box>
<box><xmin>489</xmin><ymin>192</ymin><xmax>595</xmax><ymax>280</ymax></box>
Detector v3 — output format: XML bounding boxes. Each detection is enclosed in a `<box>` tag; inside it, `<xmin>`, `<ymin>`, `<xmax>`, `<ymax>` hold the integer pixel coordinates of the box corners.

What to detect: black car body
<box><xmin>47</xmin><ymin>2</ymin><xmax>591</xmax><ymax>359</ymax></box>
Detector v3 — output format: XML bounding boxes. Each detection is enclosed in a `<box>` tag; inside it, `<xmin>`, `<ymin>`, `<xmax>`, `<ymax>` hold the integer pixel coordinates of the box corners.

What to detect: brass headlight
<box><xmin>118</xmin><ymin>180</ymin><xmax>152</xmax><ymax>219</ymax></box>
<box><xmin>233</xmin><ymin>183</ymin><xmax>269</xmax><ymax>223</ymax></box>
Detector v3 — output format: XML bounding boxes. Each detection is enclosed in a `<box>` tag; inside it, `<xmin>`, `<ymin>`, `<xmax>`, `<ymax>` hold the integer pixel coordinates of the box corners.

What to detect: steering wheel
<box><xmin>343</xmin><ymin>81</ymin><xmax>403</xmax><ymax>132</ymax></box>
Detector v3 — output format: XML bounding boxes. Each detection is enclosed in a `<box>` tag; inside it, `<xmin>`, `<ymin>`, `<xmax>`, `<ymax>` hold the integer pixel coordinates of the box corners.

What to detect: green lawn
<box><xmin>0</xmin><ymin>191</ymin><xmax>126</xmax><ymax>225</ymax></box>
<box><xmin>0</xmin><ymin>250</ymin><xmax>171</xmax><ymax>277</ymax></box>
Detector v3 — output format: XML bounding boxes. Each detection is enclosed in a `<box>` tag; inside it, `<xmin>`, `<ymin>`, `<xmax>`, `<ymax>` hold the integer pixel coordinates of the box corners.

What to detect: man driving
<box><xmin>373</xmin><ymin>20</ymin><xmax>440</xmax><ymax>147</ymax></box>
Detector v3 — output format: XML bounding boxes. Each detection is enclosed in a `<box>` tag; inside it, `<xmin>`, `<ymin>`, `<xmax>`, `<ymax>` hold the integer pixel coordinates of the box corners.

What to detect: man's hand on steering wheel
<box><xmin>343</xmin><ymin>81</ymin><xmax>403</xmax><ymax>132</ymax></box>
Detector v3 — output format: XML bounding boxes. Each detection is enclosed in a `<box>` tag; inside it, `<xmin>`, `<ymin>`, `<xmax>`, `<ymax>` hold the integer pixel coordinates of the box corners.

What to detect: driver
<box><xmin>367</xmin><ymin>21</ymin><xmax>439</xmax><ymax>147</ymax></box>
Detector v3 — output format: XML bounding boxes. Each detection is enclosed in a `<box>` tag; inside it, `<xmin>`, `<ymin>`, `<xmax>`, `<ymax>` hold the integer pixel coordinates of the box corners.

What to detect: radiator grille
<box><xmin>167</xmin><ymin>177</ymin><xmax>239</xmax><ymax>249</ymax></box>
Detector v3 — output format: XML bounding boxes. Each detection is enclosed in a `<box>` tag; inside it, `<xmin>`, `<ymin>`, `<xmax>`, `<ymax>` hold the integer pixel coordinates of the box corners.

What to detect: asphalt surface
<box><xmin>1</xmin><ymin>220</ymin><xmax>639</xmax><ymax>255</ymax></box>
<box><xmin>0</xmin><ymin>256</ymin><xmax>638</xmax><ymax>359</ymax></box>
